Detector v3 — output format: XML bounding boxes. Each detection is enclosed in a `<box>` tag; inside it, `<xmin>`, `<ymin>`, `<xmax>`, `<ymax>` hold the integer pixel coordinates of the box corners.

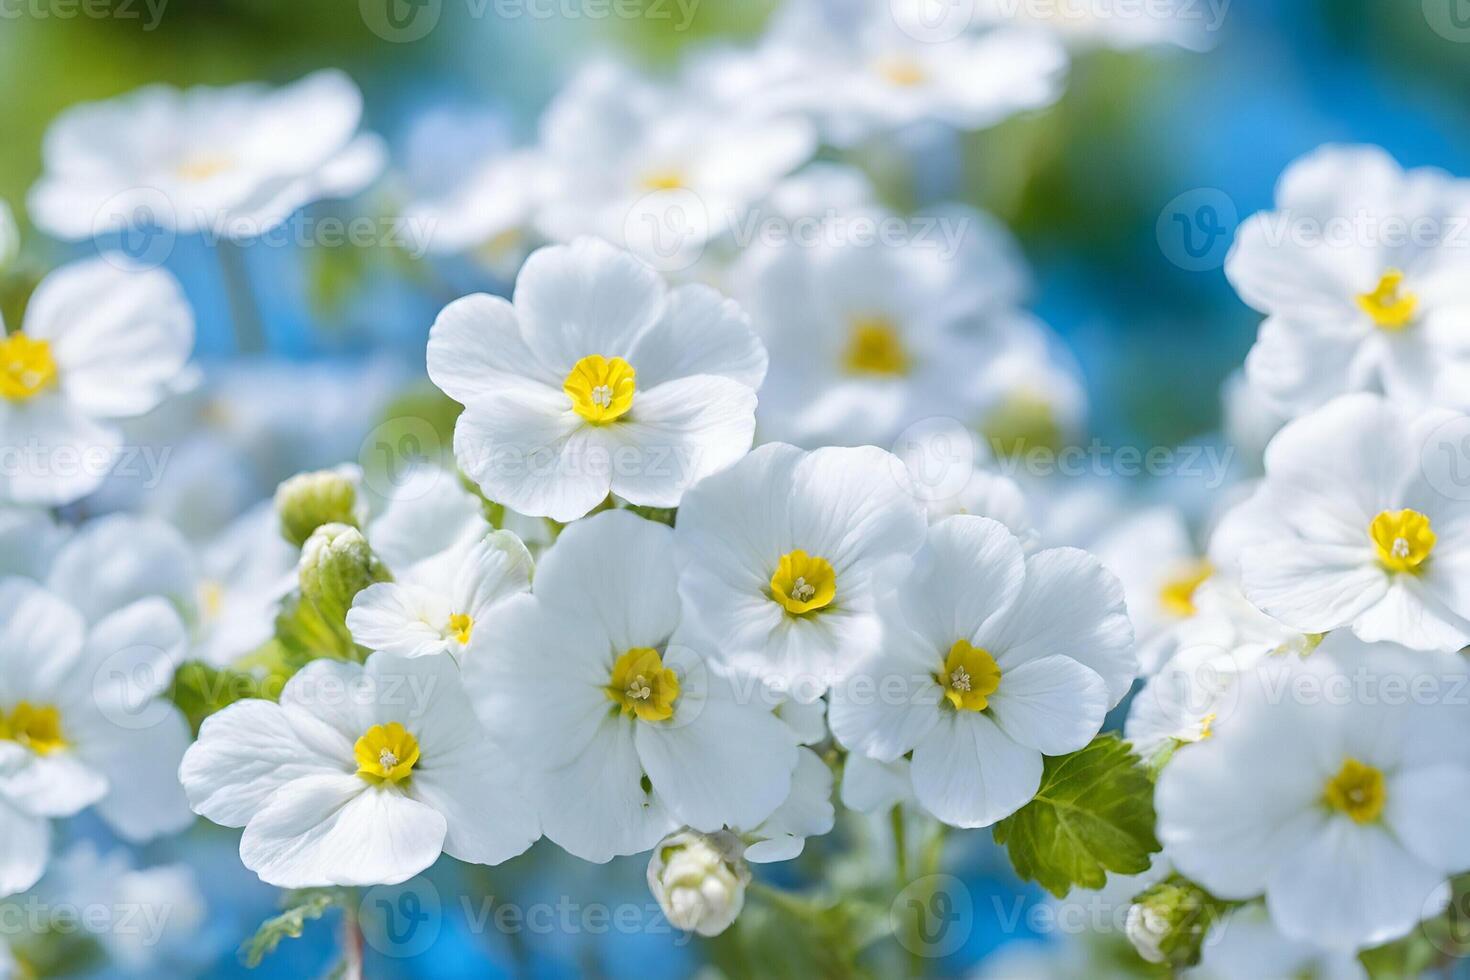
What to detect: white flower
<box><xmin>347</xmin><ymin>530</ymin><xmax>533</xmax><ymax>659</ymax></box>
<box><xmin>646</xmin><ymin>829</ymin><xmax>749</xmax><ymax>937</ymax></box>
<box><xmin>533</xmin><ymin>61</ymin><xmax>816</xmax><ymax>268</ymax></box>
<box><xmin>191</xmin><ymin>503</ymin><xmax>297</xmax><ymax>667</ymax></box>
<box><xmin>0</xmin><ymin>577</ymin><xmax>193</xmax><ymax>894</ymax></box>
<box><xmin>1238</xmin><ymin>394</ymin><xmax>1470</xmax><ymax>652</ymax></box>
<box><xmin>734</xmin><ymin>224</ymin><xmax>1069</xmax><ymax>449</ymax></box>
<box><xmin>673</xmin><ymin>443</ymin><xmax>929</xmax><ymax>701</ymax></box>
<box><xmin>840</xmin><ymin>754</ymin><xmax>915</xmax><ymax>815</ymax></box>
<box><xmin>1226</xmin><ymin>145</ymin><xmax>1470</xmax><ymax>416</ymax></box>
<box><xmin>1158</xmin><ymin>634</ymin><xmax>1470</xmax><ymax>950</ymax></box>
<box><xmin>429</xmin><ymin>237</ymin><xmax>767</xmax><ymax>521</ymax></box>
<box><xmin>0</xmin><ymin>258</ymin><xmax>193</xmax><ymax>506</ymax></box>
<box><xmin>179</xmin><ymin>652</ymin><xmax>539</xmax><ymax>887</ymax></box>
<box><xmin>29</xmin><ymin>70</ymin><xmax>385</xmax><ymax>240</ymax></box>
<box><xmin>971</xmin><ymin>0</ymin><xmax>1218</xmax><ymax>50</ymax></box>
<box><xmin>464</xmin><ymin>510</ymin><xmax>800</xmax><ymax>863</ymax></box>
<box><xmin>828</xmin><ymin>516</ymin><xmax>1134</xmax><ymax>827</ymax></box>
<box><xmin>1195</xmin><ymin>904</ymin><xmax>1366</xmax><ymax>980</ymax></box>
<box><xmin>0</xmin><ymin>509</ymin><xmax>64</xmax><ymax>581</ymax></box>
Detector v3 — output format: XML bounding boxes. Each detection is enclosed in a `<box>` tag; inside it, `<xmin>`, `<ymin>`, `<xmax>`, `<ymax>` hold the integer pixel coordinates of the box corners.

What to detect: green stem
<box><xmin>890</xmin><ymin>804</ymin><xmax>909</xmax><ymax>887</ymax></box>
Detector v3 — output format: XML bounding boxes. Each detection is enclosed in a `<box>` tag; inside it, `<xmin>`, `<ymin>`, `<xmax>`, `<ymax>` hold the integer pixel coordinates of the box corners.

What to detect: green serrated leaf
<box><xmin>993</xmin><ymin>734</ymin><xmax>1162</xmax><ymax>898</ymax></box>
<box><xmin>239</xmin><ymin>889</ymin><xmax>342</xmax><ymax>968</ymax></box>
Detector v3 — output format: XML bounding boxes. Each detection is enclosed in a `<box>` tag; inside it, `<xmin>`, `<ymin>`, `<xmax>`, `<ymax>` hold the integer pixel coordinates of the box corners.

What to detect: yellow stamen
<box><xmin>1323</xmin><ymin>757</ymin><xmax>1385</xmax><ymax>824</ymax></box>
<box><xmin>937</xmin><ymin>640</ymin><xmax>1002</xmax><ymax>712</ymax></box>
<box><xmin>1159</xmin><ymin>560</ymin><xmax>1214</xmax><ymax>618</ymax></box>
<box><xmin>0</xmin><ymin>702</ymin><xmax>67</xmax><ymax>756</ymax></box>
<box><xmin>842</xmin><ymin>316</ymin><xmax>910</xmax><ymax>376</ymax></box>
<box><xmin>564</xmin><ymin>354</ymin><xmax>636</xmax><ymax>424</ymax></box>
<box><xmin>354</xmin><ymin>722</ymin><xmax>420</xmax><ymax>784</ymax></box>
<box><xmin>1370</xmin><ymin>509</ymin><xmax>1435</xmax><ymax>573</ymax></box>
<box><xmin>874</xmin><ymin>55</ymin><xmax>926</xmax><ymax>87</ymax></box>
<box><xmin>606</xmin><ymin>647</ymin><xmax>680</xmax><ymax>722</ymax></box>
<box><xmin>448</xmin><ymin>613</ymin><xmax>474</xmax><ymax>646</ymax></box>
<box><xmin>176</xmin><ymin>154</ymin><xmax>233</xmax><ymax>182</ymax></box>
<box><xmin>1196</xmin><ymin>712</ymin><xmax>1216</xmax><ymax>740</ymax></box>
<box><xmin>198</xmin><ymin>580</ymin><xmax>225</xmax><ymax>623</ymax></box>
<box><xmin>1356</xmin><ymin>269</ymin><xmax>1418</xmax><ymax>331</ymax></box>
<box><xmin>0</xmin><ymin>333</ymin><xmax>59</xmax><ymax>403</ymax></box>
<box><xmin>770</xmin><ymin>550</ymin><xmax>837</xmax><ymax>615</ymax></box>
<box><xmin>640</xmin><ymin>170</ymin><xmax>686</xmax><ymax>192</ymax></box>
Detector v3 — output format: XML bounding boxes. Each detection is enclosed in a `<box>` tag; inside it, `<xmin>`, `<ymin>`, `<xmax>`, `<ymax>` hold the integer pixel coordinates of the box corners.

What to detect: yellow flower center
<box><xmin>1158</xmin><ymin>560</ymin><xmax>1214</xmax><ymax>618</ymax></box>
<box><xmin>937</xmin><ymin>640</ymin><xmax>1002</xmax><ymax>712</ymax></box>
<box><xmin>982</xmin><ymin>391</ymin><xmax>1063</xmax><ymax>457</ymax></box>
<box><xmin>1356</xmin><ymin>269</ymin><xmax>1418</xmax><ymax>331</ymax></box>
<box><xmin>176</xmin><ymin>154</ymin><xmax>233</xmax><ymax>182</ymax></box>
<box><xmin>1196</xmin><ymin>712</ymin><xmax>1216</xmax><ymax>741</ymax></box>
<box><xmin>1323</xmin><ymin>757</ymin><xmax>1386</xmax><ymax>824</ymax></box>
<box><xmin>874</xmin><ymin>55</ymin><xmax>926</xmax><ymax>87</ymax></box>
<box><xmin>198</xmin><ymin>579</ymin><xmax>225</xmax><ymax>624</ymax></box>
<box><xmin>770</xmin><ymin>550</ymin><xmax>837</xmax><ymax>615</ymax></box>
<box><xmin>606</xmin><ymin>647</ymin><xmax>680</xmax><ymax>722</ymax></box>
<box><xmin>0</xmin><ymin>332</ymin><xmax>59</xmax><ymax>403</ymax></box>
<box><xmin>0</xmin><ymin>702</ymin><xmax>67</xmax><ymax>756</ymax></box>
<box><xmin>1370</xmin><ymin>509</ymin><xmax>1435</xmax><ymax>574</ymax></box>
<box><xmin>448</xmin><ymin>613</ymin><xmax>474</xmax><ymax>646</ymax></box>
<box><xmin>354</xmin><ymin>722</ymin><xmax>421</xmax><ymax>784</ymax></box>
<box><xmin>640</xmin><ymin>170</ymin><xmax>686</xmax><ymax>192</ymax></box>
<box><xmin>564</xmin><ymin>355</ymin><xmax>636</xmax><ymax>424</ymax></box>
<box><xmin>842</xmin><ymin>316</ymin><xmax>910</xmax><ymax>376</ymax></box>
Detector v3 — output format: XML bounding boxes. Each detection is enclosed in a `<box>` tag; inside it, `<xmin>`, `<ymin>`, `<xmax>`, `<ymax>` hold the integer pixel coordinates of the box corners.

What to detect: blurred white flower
<box><xmin>430</xmin><ymin>237</ymin><xmax>767</xmax><ymax>521</ymax></box>
<box><xmin>0</xmin><ymin>576</ymin><xmax>193</xmax><ymax>894</ymax></box>
<box><xmin>0</xmin><ymin>258</ymin><xmax>193</xmax><ymax>506</ymax></box>
<box><xmin>348</xmin><ymin>529</ymin><xmax>532</xmax><ymax>659</ymax></box>
<box><xmin>674</xmin><ymin>443</ymin><xmax>928</xmax><ymax>701</ymax></box>
<box><xmin>465</xmin><ymin>511</ymin><xmax>799</xmax><ymax>862</ymax></box>
<box><xmin>29</xmin><ymin>70</ymin><xmax>385</xmax><ymax>241</ymax></box>
<box><xmin>646</xmin><ymin>829</ymin><xmax>749</xmax><ymax>937</ymax></box>
<box><xmin>1239</xmin><ymin>394</ymin><xmax>1470</xmax><ymax>653</ymax></box>
<box><xmin>829</xmin><ymin>516</ymin><xmax>1134</xmax><ymax>827</ymax></box>
<box><xmin>741</xmin><ymin>748</ymin><xmax>836</xmax><ymax>863</ymax></box>
<box><xmin>1158</xmin><ymin>635</ymin><xmax>1470</xmax><ymax>950</ymax></box>
<box><xmin>971</xmin><ymin>0</ymin><xmax>1219</xmax><ymax>51</ymax></box>
<box><xmin>1194</xmin><ymin>903</ymin><xmax>1366</xmax><ymax>980</ymax></box>
<box><xmin>0</xmin><ymin>200</ymin><xmax>17</xmax><ymax>270</ymax></box>
<box><xmin>1227</xmin><ymin>145</ymin><xmax>1470</xmax><ymax>417</ymax></box>
<box><xmin>180</xmin><ymin>652</ymin><xmax>539</xmax><ymax>887</ymax></box>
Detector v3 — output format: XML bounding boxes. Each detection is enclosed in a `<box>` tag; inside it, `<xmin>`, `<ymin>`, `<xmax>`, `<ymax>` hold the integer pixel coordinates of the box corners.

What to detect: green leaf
<box><xmin>993</xmin><ymin>734</ymin><xmax>1161</xmax><ymax>898</ymax></box>
<box><xmin>169</xmin><ymin>661</ymin><xmax>268</xmax><ymax>734</ymax></box>
<box><xmin>239</xmin><ymin>889</ymin><xmax>342</xmax><ymax>968</ymax></box>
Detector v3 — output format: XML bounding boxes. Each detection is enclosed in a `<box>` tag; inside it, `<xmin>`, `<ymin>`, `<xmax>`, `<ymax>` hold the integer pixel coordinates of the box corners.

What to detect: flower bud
<box><xmin>298</xmin><ymin>524</ymin><xmax>389</xmax><ymax>627</ymax></box>
<box><xmin>276</xmin><ymin>468</ymin><xmax>362</xmax><ymax>547</ymax></box>
<box><xmin>1125</xmin><ymin>877</ymin><xmax>1224</xmax><ymax>968</ymax></box>
<box><xmin>647</xmin><ymin>830</ymin><xmax>749</xmax><ymax>938</ymax></box>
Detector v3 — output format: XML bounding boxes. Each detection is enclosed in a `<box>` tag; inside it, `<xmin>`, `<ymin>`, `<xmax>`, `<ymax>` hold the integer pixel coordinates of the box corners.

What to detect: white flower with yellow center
<box><xmin>29</xmin><ymin>70</ymin><xmax>385</xmax><ymax>240</ymax></box>
<box><xmin>0</xmin><ymin>258</ymin><xmax>193</xmax><ymax>506</ymax></box>
<box><xmin>1239</xmin><ymin>393</ymin><xmax>1470</xmax><ymax>653</ymax></box>
<box><xmin>533</xmin><ymin>61</ymin><xmax>816</xmax><ymax>268</ymax></box>
<box><xmin>179</xmin><ymin>652</ymin><xmax>539</xmax><ymax>887</ymax></box>
<box><xmin>0</xmin><ymin>577</ymin><xmax>194</xmax><ymax>896</ymax></box>
<box><xmin>429</xmin><ymin>237</ymin><xmax>767</xmax><ymax>522</ymax></box>
<box><xmin>347</xmin><ymin>530</ymin><xmax>533</xmax><ymax>660</ymax></box>
<box><xmin>464</xmin><ymin>511</ymin><xmax>800</xmax><ymax>863</ymax></box>
<box><xmin>1227</xmin><ymin>145</ymin><xmax>1470</xmax><ymax>417</ymax></box>
<box><xmin>735</xmin><ymin>221</ymin><xmax>1079</xmax><ymax>449</ymax></box>
<box><xmin>828</xmin><ymin>516</ymin><xmax>1135</xmax><ymax>828</ymax></box>
<box><xmin>673</xmin><ymin>444</ymin><xmax>929</xmax><ymax>701</ymax></box>
<box><xmin>1158</xmin><ymin>635</ymin><xmax>1470</xmax><ymax>950</ymax></box>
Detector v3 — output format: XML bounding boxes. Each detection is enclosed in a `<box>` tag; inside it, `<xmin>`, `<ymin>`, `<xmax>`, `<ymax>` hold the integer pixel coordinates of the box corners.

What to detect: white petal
<box><xmin>1242</xmin><ymin>540</ymin><xmax>1387</xmax><ymax>634</ymax></box>
<box><xmin>82</xmin><ymin>707</ymin><xmax>194</xmax><ymax>842</ymax></box>
<box><xmin>456</xmin><ymin>530</ymin><xmax>534</xmax><ymax>622</ymax></box>
<box><xmin>988</xmin><ymin>655</ymin><xmax>1108</xmax><ymax>756</ymax></box>
<box><xmin>1385</xmin><ymin>765</ymin><xmax>1470</xmax><ymax>873</ymax></box>
<box><xmin>627</xmin><ymin>283</ymin><xmax>767</xmax><ymax>390</ymax></box>
<box><xmin>910</xmin><ymin>711</ymin><xmax>1041</xmax><ymax>828</ymax></box>
<box><xmin>346</xmin><ymin>583</ymin><xmax>454</xmax><ymax>659</ymax></box>
<box><xmin>427</xmin><ymin>292</ymin><xmax>558</xmax><ymax>403</ymax></box>
<box><xmin>895</xmin><ymin>516</ymin><xmax>1027</xmax><ymax>653</ymax></box>
<box><xmin>410</xmin><ymin>737</ymin><xmax>540</xmax><ymax>867</ymax></box>
<box><xmin>45</xmin><ymin>514</ymin><xmax>196</xmax><ymax>624</ymax></box>
<box><xmin>0</xmin><ymin>796</ymin><xmax>49</xmax><ymax>897</ymax></box>
<box><xmin>241</xmin><ymin>775</ymin><xmax>446</xmax><ymax>888</ymax></box>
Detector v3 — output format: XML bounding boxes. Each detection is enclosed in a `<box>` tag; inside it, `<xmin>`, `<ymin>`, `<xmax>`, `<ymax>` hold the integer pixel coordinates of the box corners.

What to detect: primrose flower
<box><xmin>828</xmin><ymin>516</ymin><xmax>1134</xmax><ymax>827</ymax></box>
<box><xmin>179</xmin><ymin>653</ymin><xmax>539</xmax><ymax>887</ymax></box>
<box><xmin>0</xmin><ymin>258</ymin><xmax>193</xmax><ymax>506</ymax></box>
<box><xmin>429</xmin><ymin>237</ymin><xmax>767</xmax><ymax>521</ymax></box>
<box><xmin>464</xmin><ymin>511</ymin><xmax>799</xmax><ymax>862</ymax></box>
